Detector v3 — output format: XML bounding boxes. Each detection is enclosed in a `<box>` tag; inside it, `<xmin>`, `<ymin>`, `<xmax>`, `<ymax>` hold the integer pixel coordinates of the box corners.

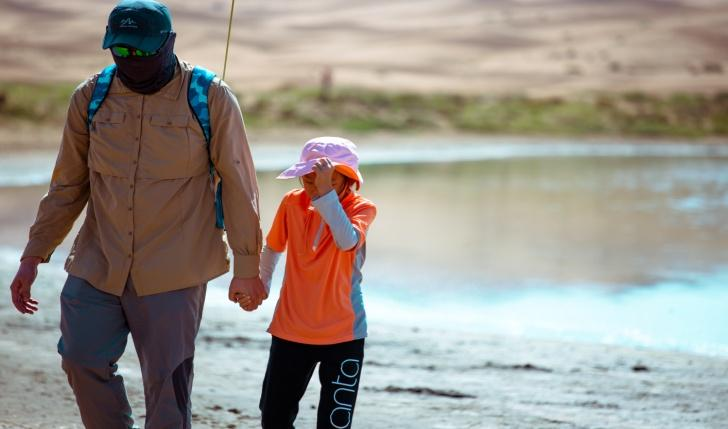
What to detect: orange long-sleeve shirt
<box><xmin>266</xmin><ymin>189</ymin><xmax>377</xmax><ymax>345</ymax></box>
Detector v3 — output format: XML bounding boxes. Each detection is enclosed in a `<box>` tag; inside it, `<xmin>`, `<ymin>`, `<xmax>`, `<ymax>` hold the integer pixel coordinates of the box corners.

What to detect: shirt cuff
<box><xmin>21</xmin><ymin>241</ymin><xmax>54</xmax><ymax>263</ymax></box>
<box><xmin>233</xmin><ymin>253</ymin><xmax>261</xmax><ymax>278</ymax></box>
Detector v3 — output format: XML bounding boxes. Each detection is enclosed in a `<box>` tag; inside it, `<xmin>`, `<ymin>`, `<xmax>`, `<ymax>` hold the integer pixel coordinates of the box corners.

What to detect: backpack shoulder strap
<box><xmin>188</xmin><ymin>66</ymin><xmax>216</xmax><ymax>143</ymax></box>
<box><xmin>87</xmin><ymin>64</ymin><xmax>116</xmax><ymax>129</ymax></box>
<box><xmin>188</xmin><ymin>66</ymin><xmax>225</xmax><ymax>229</ymax></box>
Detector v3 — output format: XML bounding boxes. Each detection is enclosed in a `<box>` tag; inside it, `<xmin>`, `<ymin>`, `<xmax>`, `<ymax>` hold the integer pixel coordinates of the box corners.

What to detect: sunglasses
<box><xmin>111</xmin><ymin>45</ymin><xmax>157</xmax><ymax>58</ymax></box>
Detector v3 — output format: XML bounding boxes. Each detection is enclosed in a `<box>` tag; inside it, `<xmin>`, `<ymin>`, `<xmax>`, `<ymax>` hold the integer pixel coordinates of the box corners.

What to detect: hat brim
<box><xmin>103</xmin><ymin>29</ymin><xmax>167</xmax><ymax>52</ymax></box>
<box><xmin>333</xmin><ymin>164</ymin><xmax>364</xmax><ymax>186</ymax></box>
<box><xmin>277</xmin><ymin>159</ymin><xmax>363</xmax><ymax>186</ymax></box>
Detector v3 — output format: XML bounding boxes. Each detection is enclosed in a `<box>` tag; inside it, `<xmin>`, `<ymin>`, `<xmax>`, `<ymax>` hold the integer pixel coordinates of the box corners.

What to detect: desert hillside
<box><xmin>1</xmin><ymin>0</ymin><xmax>727</xmax><ymax>95</ymax></box>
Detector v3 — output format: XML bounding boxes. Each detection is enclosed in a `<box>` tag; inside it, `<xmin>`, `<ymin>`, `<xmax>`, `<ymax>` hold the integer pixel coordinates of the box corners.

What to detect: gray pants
<box><xmin>58</xmin><ymin>275</ymin><xmax>206</xmax><ymax>429</ymax></box>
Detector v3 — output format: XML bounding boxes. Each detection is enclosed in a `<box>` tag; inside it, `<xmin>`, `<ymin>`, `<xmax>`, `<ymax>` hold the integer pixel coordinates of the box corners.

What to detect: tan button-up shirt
<box><xmin>22</xmin><ymin>60</ymin><xmax>262</xmax><ymax>296</ymax></box>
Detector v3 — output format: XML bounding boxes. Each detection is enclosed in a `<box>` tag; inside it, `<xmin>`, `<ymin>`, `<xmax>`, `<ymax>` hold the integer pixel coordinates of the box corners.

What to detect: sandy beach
<box><xmin>2</xmin><ymin>282</ymin><xmax>727</xmax><ymax>429</ymax></box>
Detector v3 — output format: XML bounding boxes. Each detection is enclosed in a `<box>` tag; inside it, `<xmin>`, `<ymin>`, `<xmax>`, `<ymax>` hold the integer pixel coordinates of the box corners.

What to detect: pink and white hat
<box><xmin>277</xmin><ymin>136</ymin><xmax>364</xmax><ymax>188</ymax></box>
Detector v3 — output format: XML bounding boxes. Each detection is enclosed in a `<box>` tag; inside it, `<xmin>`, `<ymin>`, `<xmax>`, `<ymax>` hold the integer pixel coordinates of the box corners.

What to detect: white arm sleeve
<box><xmin>259</xmin><ymin>245</ymin><xmax>282</xmax><ymax>293</ymax></box>
<box><xmin>312</xmin><ymin>190</ymin><xmax>359</xmax><ymax>251</ymax></box>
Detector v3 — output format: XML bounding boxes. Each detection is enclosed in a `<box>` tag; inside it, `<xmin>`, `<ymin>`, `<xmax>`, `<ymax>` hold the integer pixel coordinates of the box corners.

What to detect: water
<box><xmin>362</xmin><ymin>272</ymin><xmax>728</xmax><ymax>356</ymax></box>
<box><xmin>4</xmin><ymin>137</ymin><xmax>728</xmax><ymax>187</ymax></box>
<box><xmin>2</xmin><ymin>138</ymin><xmax>728</xmax><ymax>357</ymax></box>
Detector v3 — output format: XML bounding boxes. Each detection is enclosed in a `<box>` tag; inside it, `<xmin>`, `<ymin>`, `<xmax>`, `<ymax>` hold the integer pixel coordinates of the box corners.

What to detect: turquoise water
<box><xmin>362</xmin><ymin>271</ymin><xmax>728</xmax><ymax>357</ymax></box>
<box><xmin>3</xmin><ymin>139</ymin><xmax>728</xmax><ymax>357</ymax></box>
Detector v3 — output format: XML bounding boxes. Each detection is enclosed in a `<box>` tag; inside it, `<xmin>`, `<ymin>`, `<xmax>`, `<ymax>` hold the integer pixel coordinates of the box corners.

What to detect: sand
<box><xmin>2</xmin><ymin>265</ymin><xmax>728</xmax><ymax>429</ymax></box>
<box><xmin>1</xmin><ymin>0</ymin><xmax>728</xmax><ymax>96</ymax></box>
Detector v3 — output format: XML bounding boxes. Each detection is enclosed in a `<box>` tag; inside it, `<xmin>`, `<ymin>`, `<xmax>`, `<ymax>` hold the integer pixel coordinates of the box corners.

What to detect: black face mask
<box><xmin>112</xmin><ymin>32</ymin><xmax>177</xmax><ymax>95</ymax></box>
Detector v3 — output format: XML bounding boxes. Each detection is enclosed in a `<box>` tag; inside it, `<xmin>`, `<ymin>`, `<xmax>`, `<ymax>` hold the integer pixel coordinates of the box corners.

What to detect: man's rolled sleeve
<box><xmin>21</xmin><ymin>79</ymin><xmax>93</xmax><ymax>263</ymax></box>
<box><xmin>208</xmin><ymin>80</ymin><xmax>262</xmax><ymax>278</ymax></box>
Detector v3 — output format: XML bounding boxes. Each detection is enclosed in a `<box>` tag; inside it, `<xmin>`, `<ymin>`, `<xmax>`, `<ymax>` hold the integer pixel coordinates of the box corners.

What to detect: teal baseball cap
<box><xmin>102</xmin><ymin>0</ymin><xmax>173</xmax><ymax>52</ymax></box>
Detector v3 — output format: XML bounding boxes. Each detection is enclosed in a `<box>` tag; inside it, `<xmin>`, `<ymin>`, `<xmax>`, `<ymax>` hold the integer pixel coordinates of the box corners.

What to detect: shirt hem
<box><xmin>267</xmin><ymin>328</ymin><xmax>367</xmax><ymax>346</ymax></box>
<box><xmin>65</xmin><ymin>265</ymin><xmax>229</xmax><ymax>297</ymax></box>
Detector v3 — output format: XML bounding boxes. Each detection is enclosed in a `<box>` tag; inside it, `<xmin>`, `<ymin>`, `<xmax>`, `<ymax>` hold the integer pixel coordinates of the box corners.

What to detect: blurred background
<box><xmin>1</xmin><ymin>1</ymin><xmax>728</xmax><ymax>428</ymax></box>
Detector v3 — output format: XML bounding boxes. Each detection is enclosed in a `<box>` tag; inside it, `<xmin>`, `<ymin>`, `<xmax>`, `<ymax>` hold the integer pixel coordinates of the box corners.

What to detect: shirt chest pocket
<box><xmin>88</xmin><ymin>111</ymin><xmax>129</xmax><ymax>177</ymax></box>
<box><xmin>138</xmin><ymin>114</ymin><xmax>208</xmax><ymax>179</ymax></box>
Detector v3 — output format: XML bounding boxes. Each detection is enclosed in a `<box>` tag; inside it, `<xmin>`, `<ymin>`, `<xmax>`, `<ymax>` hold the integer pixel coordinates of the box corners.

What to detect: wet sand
<box><xmin>2</xmin><ymin>287</ymin><xmax>728</xmax><ymax>429</ymax></box>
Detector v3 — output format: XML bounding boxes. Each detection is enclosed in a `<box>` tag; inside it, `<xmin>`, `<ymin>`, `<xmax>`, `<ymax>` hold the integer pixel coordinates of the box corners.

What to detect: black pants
<box><xmin>260</xmin><ymin>336</ymin><xmax>365</xmax><ymax>429</ymax></box>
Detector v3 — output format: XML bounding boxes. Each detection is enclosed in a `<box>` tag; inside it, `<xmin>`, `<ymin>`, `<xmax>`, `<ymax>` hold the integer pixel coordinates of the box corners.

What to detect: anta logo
<box><xmin>119</xmin><ymin>18</ymin><xmax>138</xmax><ymax>28</ymax></box>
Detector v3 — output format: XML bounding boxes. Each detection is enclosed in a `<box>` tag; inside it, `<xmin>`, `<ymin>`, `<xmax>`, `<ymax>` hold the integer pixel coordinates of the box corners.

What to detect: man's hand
<box><xmin>228</xmin><ymin>276</ymin><xmax>267</xmax><ymax>312</ymax></box>
<box><xmin>10</xmin><ymin>257</ymin><xmax>42</xmax><ymax>315</ymax></box>
<box><xmin>313</xmin><ymin>157</ymin><xmax>335</xmax><ymax>197</ymax></box>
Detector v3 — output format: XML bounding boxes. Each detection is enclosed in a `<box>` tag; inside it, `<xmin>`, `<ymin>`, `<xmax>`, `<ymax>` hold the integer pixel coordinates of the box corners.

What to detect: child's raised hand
<box><xmin>313</xmin><ymin>157</ymin><xmax>335</xmax><ymax>196</ymax></box>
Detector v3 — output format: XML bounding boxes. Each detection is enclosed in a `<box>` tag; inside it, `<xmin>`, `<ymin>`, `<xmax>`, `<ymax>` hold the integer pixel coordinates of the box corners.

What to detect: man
<box><xmin>8</xmin><ymin>1</ymin><xmax>267</xmax><ymax>427</ymax></box>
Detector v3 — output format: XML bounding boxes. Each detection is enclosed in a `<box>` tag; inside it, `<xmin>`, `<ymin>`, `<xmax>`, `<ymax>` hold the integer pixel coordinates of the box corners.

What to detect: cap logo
<box><xmin>119</xmin><ymin>18</ymin><xmax>138</xmax><ymax>28</ymax></box>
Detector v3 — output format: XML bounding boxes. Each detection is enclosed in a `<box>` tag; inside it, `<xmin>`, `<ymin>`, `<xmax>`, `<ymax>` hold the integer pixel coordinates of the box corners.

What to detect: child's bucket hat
<box><xmin>277</xmin><ymin>137</ymin><xmax>363</xmax><ymax>189</ymax></box>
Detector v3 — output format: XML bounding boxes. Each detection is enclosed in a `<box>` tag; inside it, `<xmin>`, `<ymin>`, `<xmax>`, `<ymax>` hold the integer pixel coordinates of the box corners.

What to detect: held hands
<box><xmin>228</xmin><ymin>276</ymin><xmax>267</xmax><ymax>312</ymax></box>
<box><xmin>10</xmin><ymin>257</ymin><xmax>42</xmax><ymax>314</ymax></box>
<box><xmin>313</xmin><ymin>157</ymin><xmax>335</xmax><ymax>197</ymax></box>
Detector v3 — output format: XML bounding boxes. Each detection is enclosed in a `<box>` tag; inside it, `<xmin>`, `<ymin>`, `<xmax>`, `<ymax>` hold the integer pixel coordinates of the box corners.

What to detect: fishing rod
<box><xmin>222</xmin><ymin>0</ymin><xmax>236</xmax><ymax>81</ymax></box>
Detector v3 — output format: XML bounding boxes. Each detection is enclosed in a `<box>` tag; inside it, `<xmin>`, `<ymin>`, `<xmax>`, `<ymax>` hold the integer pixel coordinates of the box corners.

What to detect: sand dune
<box><xmin>1</xmin><ymin>0</ymin><xmax>727</xmax><ymax>95</ymax></box>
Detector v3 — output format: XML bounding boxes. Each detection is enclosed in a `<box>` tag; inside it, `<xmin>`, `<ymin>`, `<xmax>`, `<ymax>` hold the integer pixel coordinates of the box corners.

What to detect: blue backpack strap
<box><xmin>188</xmin><ymin>66</ymin><xmax>225</xmax><ymax>229</ymax></box>
<box><xmin>87</xmin><ymin>64</ymin><xmax>116</xmax><ymax>129</ymax></box>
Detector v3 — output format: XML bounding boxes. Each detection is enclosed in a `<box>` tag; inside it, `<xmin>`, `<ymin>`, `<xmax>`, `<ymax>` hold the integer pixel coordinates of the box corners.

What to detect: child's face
<box><xmin>301</xmin><ymin>170</ymin><xmax>348</xmax><ymax>199</ymax></box>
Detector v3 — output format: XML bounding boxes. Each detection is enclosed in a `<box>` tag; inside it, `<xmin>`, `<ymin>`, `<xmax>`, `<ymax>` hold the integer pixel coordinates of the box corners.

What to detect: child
<box><xmin>239</xmin><ymin>136</ymin><xmax>376</xmax><ymax>429</ymax></box>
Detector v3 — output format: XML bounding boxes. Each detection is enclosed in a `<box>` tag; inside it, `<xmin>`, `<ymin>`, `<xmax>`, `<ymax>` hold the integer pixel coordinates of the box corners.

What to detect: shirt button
<box><xmin>135</xmin><ymin>137</ymin><xmax>140</xmax><ymax>141</ymax></box>
<box><xmin>130</xmin><ymin>184</ymin><xmax>134</xmax><ymax>189</ymax></box>
<box><xmin>136</xmin><ymin>114</ymin><xmax>141</xmax><ymax>119</ymax></box>
<box><xmin>132</xmin><ymin>160</ymin><xmax>137</xmax><ymax>165</ymax></box>
<box><xmin>128</xmin><ymin>207</ymin><xmax>133</xmax><ymax>211</ymax></box>
<box><xmin>128</xmin><ymin>254</ymin><xmax>132</xmax><ymax>258</ymax></box>
<box><xmin>128</xmin><ymin>232</ymin><xmax>132</xmax><ymax>236</ymax></box>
